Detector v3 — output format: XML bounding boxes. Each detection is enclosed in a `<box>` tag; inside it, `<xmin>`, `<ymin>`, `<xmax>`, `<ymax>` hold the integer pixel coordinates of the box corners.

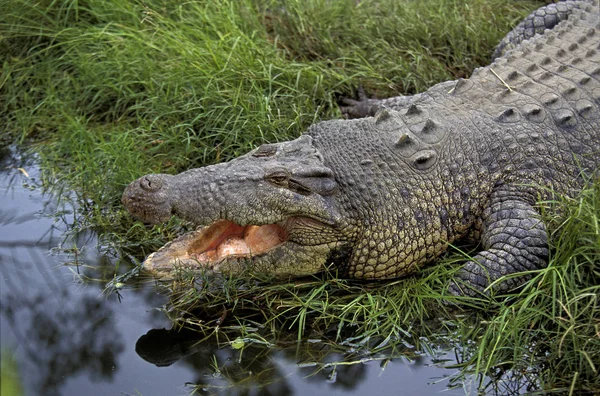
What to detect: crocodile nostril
<box><xmin>140</xmin><ymin>175</ymin><xmax>163</xmax><ymax>192</ymax></box>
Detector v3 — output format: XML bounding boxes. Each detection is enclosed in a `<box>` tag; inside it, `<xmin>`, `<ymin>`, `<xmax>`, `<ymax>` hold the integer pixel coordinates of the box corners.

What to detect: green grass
<box><xmin>2</xmin><ymin>0</ymin><xmax>599</xmax><ymax>394</ymax></box>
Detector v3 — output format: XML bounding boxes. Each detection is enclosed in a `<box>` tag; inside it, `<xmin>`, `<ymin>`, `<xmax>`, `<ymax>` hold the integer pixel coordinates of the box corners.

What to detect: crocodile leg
<box><xmin>337</xmin><ymin>87</ymin><xmax>392</xmax><ymax>119</ymax></box>
<box><xmin>448</xmin><ymin>185</ymin><xmax>549</xmax><ymax>297</ymax></box>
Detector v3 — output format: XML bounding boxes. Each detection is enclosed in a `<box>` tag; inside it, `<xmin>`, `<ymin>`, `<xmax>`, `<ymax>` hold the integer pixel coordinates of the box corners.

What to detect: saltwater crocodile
<box><xmin>123</xmin><ymin>1</ymin><xmax>600</xmax><ymax>296</ymax></box>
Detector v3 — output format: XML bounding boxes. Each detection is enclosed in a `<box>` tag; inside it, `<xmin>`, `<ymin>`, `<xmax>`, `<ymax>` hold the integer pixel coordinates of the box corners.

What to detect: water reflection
<box><xmin>135</xmin><ymin>326</ymin><xmax>371</xmax><ymax>395</ymax></box>
<box><xmin>137</xmin><ymin>327</ymin><xmax>294</xmax><ymax>395</ymax></box>
<box><xmin>0</xmin><ymin>148</ymin><xmax>175</xmax><ymax>396</ymax></box>
<box><xmin>0</xmin><ymin>148</ymin><xmax>118</xmax><ymax>395</ymax></box>
<box><xmin>135</xmin><ymin>320</ymin><xmax>445</xmax><ymax>396</ymax></box>
<box><xmin>0</xmin><ymin>292</ymin><xmax>123</xmax><ymax>394</ymax></box>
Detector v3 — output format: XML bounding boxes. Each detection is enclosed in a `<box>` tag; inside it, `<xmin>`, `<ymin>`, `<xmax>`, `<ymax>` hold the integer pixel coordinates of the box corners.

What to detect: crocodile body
<box><xmin>123</xmin><ymin>1</ymin><xmax>600</xmax><ymax>296</ymax></box>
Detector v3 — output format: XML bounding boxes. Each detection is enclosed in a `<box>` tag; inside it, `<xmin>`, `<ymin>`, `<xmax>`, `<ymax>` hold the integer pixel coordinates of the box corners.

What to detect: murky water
<box><xmin>0</xmin><ymin>147</ymin><xmax>472</xmax><ymax>396</ymax></box>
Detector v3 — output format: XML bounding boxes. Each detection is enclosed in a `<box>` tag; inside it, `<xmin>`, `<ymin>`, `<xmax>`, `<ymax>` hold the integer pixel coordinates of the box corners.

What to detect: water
<box><xmin>0</xmin><ymin>147</ymin><xmax>469</xmax><ymax>396</ymax></box>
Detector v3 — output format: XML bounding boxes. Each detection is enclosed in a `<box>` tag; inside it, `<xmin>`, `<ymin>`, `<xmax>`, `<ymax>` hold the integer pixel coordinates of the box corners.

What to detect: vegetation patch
<box><xmin>2</xmin><ymin>0</ymin><xmax>598</xmax><ymax>394</ymax></box>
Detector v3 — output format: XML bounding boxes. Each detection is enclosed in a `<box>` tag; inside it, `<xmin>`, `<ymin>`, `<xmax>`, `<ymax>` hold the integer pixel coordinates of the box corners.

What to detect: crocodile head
<box><xmin>122</xmin><ymin>135</ymin><xmax>350</xmax><ymax>278</ymax></box>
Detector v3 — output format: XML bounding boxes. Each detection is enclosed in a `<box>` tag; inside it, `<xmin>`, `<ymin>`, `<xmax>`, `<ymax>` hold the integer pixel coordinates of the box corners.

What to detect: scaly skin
<box><xmin>123</xmin><ymin>1</ymin><xmax>600</xmax><ymax>296</ymax></box>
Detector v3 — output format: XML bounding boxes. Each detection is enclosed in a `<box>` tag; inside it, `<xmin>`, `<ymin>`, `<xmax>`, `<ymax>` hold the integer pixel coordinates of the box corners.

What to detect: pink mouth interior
<box><xmin>188</xmin><ymin>220</ymin><xmax>288</xmax><ymax>262</ymax></box>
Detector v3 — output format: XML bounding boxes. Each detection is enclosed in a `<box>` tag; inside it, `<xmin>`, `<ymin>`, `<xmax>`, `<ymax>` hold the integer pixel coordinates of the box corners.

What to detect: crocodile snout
<box><xmin>122</xmin><ymin>174</ymin><xmax>174</xmax><ymax>224</ymax></box>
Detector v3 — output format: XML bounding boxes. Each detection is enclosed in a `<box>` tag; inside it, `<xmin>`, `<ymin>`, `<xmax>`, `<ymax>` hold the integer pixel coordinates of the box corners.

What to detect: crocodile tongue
<box><xmin>142</xmin><ymin>220</ymin><xmax>288</xmax><ymax>276</ymax></box>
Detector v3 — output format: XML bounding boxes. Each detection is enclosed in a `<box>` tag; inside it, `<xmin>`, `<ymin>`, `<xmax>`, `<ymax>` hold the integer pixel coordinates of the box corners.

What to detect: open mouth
<box><xmin>143</xmin><ymin>219</ymin><xmax>289</xmax><ymax>274</ymax></box>
<box><xmin>186</xmin><ymin>219</ymin><xmax>288</xmax><ymax>262</ymax></box>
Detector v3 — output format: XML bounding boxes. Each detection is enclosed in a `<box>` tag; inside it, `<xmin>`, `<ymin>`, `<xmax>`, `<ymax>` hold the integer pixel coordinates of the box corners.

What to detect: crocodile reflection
<box><xmin>135</xmin><ymin>325</ymin><xmax>423</xmax><ymax>394</ymax></box>
<box><xmin>136</xmin><ymin>321</ymin><xmax>544</xmax><ymax>396</ymax></box>
<box><xmin>137</xmin><ymin>327</ymin><xmax>294</xmax><ymax>394</ymax></box>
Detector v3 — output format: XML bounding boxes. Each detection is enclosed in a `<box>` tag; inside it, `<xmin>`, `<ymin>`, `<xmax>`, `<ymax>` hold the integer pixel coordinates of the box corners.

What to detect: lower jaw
<box><xmin>142</xmin><ymin>240</ymin><xmax>344</xmax><ymax>280</ymax></box>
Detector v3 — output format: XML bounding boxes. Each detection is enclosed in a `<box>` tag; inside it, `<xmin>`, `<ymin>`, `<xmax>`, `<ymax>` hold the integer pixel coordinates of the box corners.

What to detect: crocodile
<box><xmin>122</xmin><ymin>0</ymin><xmax>600</xmax><ymax>296</ymax></box>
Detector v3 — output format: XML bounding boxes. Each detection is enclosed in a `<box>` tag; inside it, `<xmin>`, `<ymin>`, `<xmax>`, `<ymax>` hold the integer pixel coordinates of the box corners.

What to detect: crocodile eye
<box><xmin>265</xmin><ymin>169</ymin><xmax>290</xmax><ymax>187</ymax></box>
